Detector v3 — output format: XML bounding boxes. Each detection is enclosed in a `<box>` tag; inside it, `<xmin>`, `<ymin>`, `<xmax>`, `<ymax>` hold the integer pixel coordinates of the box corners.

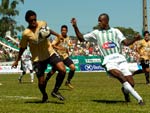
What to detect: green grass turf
<box><xmin>0</xmin><ymin>72</ymin><xmax>149</xmax><ymax>113</ymax></box>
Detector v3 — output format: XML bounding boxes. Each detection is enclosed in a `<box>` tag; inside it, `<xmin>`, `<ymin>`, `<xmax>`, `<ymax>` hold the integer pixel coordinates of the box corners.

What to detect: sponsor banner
<box><xmin>0</xmin><ymin>66</ymin><xmax>22</xmax><ymax>73</ymax></box>
<box><xmin>45</xmin><ymin>63</ymin><xmax>80</xmax><ymax>73</ymax></box>
<box><xmin>0</xmin><ymin>61</ymin><xmax>15</xmax><ymax>66</ymax></box>
<box><xmin>0</xmin><ymin>56</ymin><xmax>104</xmax><ymax>73</ymax></box>
<box><xmin>85</xmin><ymin>58</ymin><xmax>102</xmax><ymax>63</ymax></box>
<box><xmin>80</xmin><ymin>63</ymin><xmax>105</xmax><ymax>71</ymax></box>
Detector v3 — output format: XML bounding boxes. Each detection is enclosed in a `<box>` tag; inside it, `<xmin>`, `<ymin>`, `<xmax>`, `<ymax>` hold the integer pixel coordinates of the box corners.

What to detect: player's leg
<box><xmin>45</xmin><ymin>67</ymin><xmax>56</xmax><ymax>84</ymax></box>
<box><xmin>49</xmin><ymin>54</ymin><xmax>66</xmax><ymax>101</ymax></box>
<box><xmin>33</xmin><ymin>61</ymin><xmax>48</xmax><ymax>103</ymax></box>
<box><xmin>18</xmin><ymin>61</ymin><xmax>26</xmax><ymax>83</ymax></box>
<box><xmin>145</xmin><ymin>71</ymin><xmax>150</xmax><ymax>84</ymax></box>
<box><xmin>27</xmin><ymin>60</ymin><xmax>34</xmax><ymax>83</ymax></box>
<box><xmin>122</xmin><ymin>75</ymin><xmax>135</xmax><ymax>102</ymax></box>
<box><xmin>64</xmin><ymin>57</ymin><xmax>75</xmax><ymax>89</ymax></box>
<box><xmin>29</xmin><ymin>70</ymin><xmax>34</xmax><ymax>83</ymax></box>
<box><xmin>106</xmin><ymin>61</ymin><xmax>143</xmax><ymax>105</ymax></box>
<box><xmin>109</xmin><ymin>69</ymin><xmax>143</xmax><ymax>104</ymax></box>
<box><xmin>120</xmin><ymin>61</ymin><xmax>143</xmax><ymax>104</ymax></box>
<box><xmin>140</xmin><ymin>60</ymin><xmax>150</xmax><ymax>84</ymax></box>
<box><xmin>18</xmin><ymin>71</ymin><xmax>26</xmax><ymax>83</ymax></box>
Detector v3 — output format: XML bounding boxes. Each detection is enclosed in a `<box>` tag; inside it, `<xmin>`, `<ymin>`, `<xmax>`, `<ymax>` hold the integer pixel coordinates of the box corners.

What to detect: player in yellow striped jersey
<box><xmin>45</xmin><ymin>25</ymin><xmax>75</xmax><ymax>89</ymax></box>
<box><xmin>12</xmin><ymin>10</ymin><xmax>66</xmax><ymax>102</ymax></box>
<box><xmin>136</xmin><ymin>31</ymin><xmax>150</xmax><ymax>85</ymax></box>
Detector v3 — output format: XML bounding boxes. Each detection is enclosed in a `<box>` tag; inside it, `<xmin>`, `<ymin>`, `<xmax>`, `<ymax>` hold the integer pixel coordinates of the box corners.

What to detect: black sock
<box><xmin>38</xmin><ymin>84</ymin><xmax>46</xmax><ymax>95</ymax></box>
<box><xmin>67</xmin><ymin>70</ymin><xmax>75</xmax><ymax>83</ymax></box>
<box><xmin>145</xmin><ymin>72</ymin><xmax>150</xmax><ymax>83</ymax></box>
<box><xmin>46</xmin><ymin>72</ymin><xmax>53</xmax><ymax>81</ymax></box>
<box><xmin>53</xmin><ymin>72</ymin><xmax>65</xmax><ymax>93</ymax></box>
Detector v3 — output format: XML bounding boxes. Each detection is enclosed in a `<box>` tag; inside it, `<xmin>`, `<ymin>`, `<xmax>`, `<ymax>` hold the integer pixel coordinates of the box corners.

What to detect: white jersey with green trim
<box><xmin>21</xmin><ymin>48</ymin><xmax>32</xmax><ymax>61</ymax></box>
<box><xmin>83</xmin><ymin>27</ymin><xmax>126</xmax><ymax>57</ymax></box>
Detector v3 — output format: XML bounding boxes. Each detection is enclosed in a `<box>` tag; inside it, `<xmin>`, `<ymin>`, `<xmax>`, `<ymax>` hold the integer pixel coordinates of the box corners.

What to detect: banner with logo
<box><xmin>0</xmin><ymin>66</ymin><xmax>22</xmax><ymax>73</ymax></box>
<box><xmin>80</xmin><ymin>63</ymin><xmax>105</xmax><ymax>71</ymax></box>
<box><xmin>45</xmin><ymin>56</ymin><xmax>105</xmax><ymax>72</ymax></box>
<box><xmin>0</xmin><ymin>56</ymin><xmax>105</xmax><ymax>73</ymax></box>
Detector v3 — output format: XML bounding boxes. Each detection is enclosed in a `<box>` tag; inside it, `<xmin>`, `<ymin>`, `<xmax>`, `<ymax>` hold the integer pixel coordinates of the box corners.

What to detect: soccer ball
<box><xmin>39</xmin><ymin>26</ymin><xmax>50</xmax><ymax>38</ymax></box>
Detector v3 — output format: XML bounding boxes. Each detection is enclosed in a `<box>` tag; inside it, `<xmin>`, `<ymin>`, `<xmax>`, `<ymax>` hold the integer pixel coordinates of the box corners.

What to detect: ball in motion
<box><xmin>39</xmin><ymin>26</ymin><xmax>50</xmax><ymax>38</ymax></box>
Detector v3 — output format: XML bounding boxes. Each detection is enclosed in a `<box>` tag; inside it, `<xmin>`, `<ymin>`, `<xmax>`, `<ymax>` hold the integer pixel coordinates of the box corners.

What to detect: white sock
<box><xmin>30</xmin><ymin>73</ymin><xmax>34</xmax><ymax>82</ymax></box>
<box><xmin>123</xmin><ymin>81</ymin><xmax>143</xmax><ymax>103</ymax></box>
<box><xmin>19</xmin><ymin>74</ymin><xmax>24</xmax><ymax>79</ymax></box>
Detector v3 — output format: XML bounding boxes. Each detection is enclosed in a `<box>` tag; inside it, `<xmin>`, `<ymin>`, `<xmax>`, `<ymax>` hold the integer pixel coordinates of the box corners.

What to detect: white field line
<box><xmin>0</xmin><ymin>95</ymin><xmax>39</xmax><ymax>100</ymax></box>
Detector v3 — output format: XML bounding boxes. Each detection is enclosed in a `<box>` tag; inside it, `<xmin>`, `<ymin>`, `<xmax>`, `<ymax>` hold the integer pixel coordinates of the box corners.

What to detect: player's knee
<box><xmin>59</xmin><ymin>68</ymin><xmax>66</xmax><ymax>75</ymax></box>
<box><xmin>70</xmin><ymin>65</ymin><xmax>76</xmax><ymax>71</ymax></box>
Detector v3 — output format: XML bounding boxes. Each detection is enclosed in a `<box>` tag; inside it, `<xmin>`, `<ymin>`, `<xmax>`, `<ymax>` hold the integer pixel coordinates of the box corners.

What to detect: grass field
<box><xmin>0</xmin><ymin>72</ymin><xmax>150</xmax><ymax>113</ymax></box>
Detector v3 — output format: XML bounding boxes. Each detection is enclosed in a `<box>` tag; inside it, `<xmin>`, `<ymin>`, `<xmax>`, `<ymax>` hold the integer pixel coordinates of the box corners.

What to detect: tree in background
<box><xmin>115</xmin><ymin>27</ymin><xmax>139</xmax><ymax>39</ymax></box>
<box><xmin>0</xmin><ymin>0</ymin><xmax>25</xmax><ymax>38</ymax></box>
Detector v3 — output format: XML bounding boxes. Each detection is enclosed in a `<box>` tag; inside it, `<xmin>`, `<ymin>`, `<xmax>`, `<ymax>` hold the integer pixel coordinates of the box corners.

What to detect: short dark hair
<box><xmin>143</xmin><ymin>31</ymin><xmax>149</xmax><ymax>36</ymax></box>
<box><xmin>61</xmin><ymin>25</ymin><xmax>68</xmax><ymax>30</ymax></box>
<box><xmin>25</xmin><ymin>10</ymin><xmax>36</xmax><ymax>22</ymax></box>
<box><xmin>99</xmin><ymin>13</ymin><xmax>109</xmax><ymax>21</ymax></box>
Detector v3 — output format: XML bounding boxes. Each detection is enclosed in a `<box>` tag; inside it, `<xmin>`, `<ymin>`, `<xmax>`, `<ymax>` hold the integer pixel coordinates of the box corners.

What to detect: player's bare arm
<box><xmin>71</xmin><ymin>18</ymin><xmax>85</xmax><ymax>42</ymax></box>
<box><xmin>122</xmin><ymin>34</ymin><xmax>141</xmax><ymax>46</ymax></box>
<box><xmin>50</xmin><ymin>29</ymin><xmax>62</xmax><ymax>39</ymax></box>
<box><xmin>12</xmin><ymin>47</ymin><xmax>26</xmax><ymax>68</ymax></box>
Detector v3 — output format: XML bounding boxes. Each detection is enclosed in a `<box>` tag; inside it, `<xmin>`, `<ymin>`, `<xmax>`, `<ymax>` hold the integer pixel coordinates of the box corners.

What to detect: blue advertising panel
<box><xmin>80</xmin><ymin>63</ymin><xmax>105</xmax><ymax>71</ymax></box>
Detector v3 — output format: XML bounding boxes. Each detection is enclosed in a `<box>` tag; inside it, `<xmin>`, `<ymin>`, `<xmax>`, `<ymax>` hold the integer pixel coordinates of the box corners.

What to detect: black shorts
<box><xmin>140</xmin><ymin>60</ymin><xmax>150</xmax><ymax>69</ymax></box>
<box><xmin>33</xmin><ymin>53</ymin><xmax>62</xmax><ymax>78</ymax></box>
<box><xmin>63</xmin><ymin>57</ymin><xmax>74</xmax><ymax>67</ymax></box>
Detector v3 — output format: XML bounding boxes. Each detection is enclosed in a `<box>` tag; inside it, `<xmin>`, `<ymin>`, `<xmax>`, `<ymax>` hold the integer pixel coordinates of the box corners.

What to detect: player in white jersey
<box><xmin>71</xmin><ymin>13</ymin><xmax>144</xmax><ymax>105</ymax></box>
<box><xmin>18</xmin><ymin>47</ymin><xmax>34</xmax><ymax>83</ymax></box>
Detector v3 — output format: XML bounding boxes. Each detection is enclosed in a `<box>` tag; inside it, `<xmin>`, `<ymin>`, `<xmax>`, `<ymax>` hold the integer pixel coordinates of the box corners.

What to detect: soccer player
<box><xmin>18</xmin><ymin>47</ymin><xmax>34</xmax><ymax>83</ymax></box>
<box><xmin>71</xmin><ymin>13</ymin><xmax>144</xmax><ymax>105</ymax></box>
<box><xmin>45</xmin><ymin>25</ymin><xmax>75</xmax><ymax>89</ymax></box>
<box><xmin>12</xmin><ymin>10</ymin><xmax>66</xmax><ymax>102</ymax></box>
<box><xmin>135</xmin><ymin>31</ymin><xmax>150</xmax><ymax>85</ymax></box>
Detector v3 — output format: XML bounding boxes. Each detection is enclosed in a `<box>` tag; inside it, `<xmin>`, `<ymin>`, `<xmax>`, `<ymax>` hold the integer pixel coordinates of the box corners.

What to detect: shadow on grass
<box><xmin>59</xmin><ymin>88</ymin><xmax>72</xmax><ymax>91</ymax></box>
<box><xmin>25</xmin><ymin>100</ymin><xmax>65</xmax><ymax>104</ymax></box>
<box><xmin>92</xmin><ymin>99</ymin><xmax>125</xmax><ymax>104</ymax></box>
<box><xmin>18</xmin><ymin>82</ymin><xmax>35</xmax><ymax>84</ymax></box>
<box><xmin>135</xmin><ymin>82</ymin><xmax>146</xmax><ymax>85</ymax></box>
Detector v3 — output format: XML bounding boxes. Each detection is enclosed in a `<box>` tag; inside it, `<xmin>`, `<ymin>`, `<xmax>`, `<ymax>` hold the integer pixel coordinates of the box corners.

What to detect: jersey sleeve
<box><xmin>115</xmin><ymin>28</ymin><xmax>126</xmax><ymax>44</ymax></box>
<box><xmin>83</xmin><ymin>30</ymin><xmax>97</xmax><ymax>41</ymax></box>
<box><xmin>20</xmin><ymin>31</ymin><xmax>28</xmax><ymax>49</ymax></box>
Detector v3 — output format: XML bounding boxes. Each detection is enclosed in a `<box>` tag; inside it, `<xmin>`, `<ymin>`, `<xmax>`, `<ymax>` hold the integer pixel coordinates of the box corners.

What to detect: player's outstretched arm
<box><xmin>123</xmin><ymin>34</ymin><xmax>141</xmax><ymax>46</ymax></box>
<box><xmin>12</xmin><ymin>47</ymin><xmax>26</xmax><ymax>68</ymax></box>
<box><xmin>50</xmin><ymin>29</ymin><xmax>63</xmax><ymax>39</ymax></box>
<box><xmin>71</xmin><ymin>18</ymin><xmax>85</xmax><ymax>42</ymax></box>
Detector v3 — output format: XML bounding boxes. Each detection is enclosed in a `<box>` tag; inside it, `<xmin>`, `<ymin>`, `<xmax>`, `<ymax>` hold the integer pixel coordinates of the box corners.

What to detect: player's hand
<box><xmin>71</xmin><ymin>18</ymin><xmax>77</xmax><ymax>26</ymax></box>
<box><xmin>11</xmin><ymin>61</ymin><xmax>18</xmax><ymax>69</ymax></box>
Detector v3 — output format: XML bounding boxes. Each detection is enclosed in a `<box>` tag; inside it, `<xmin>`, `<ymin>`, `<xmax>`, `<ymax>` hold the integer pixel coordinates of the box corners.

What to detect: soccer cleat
<box><xmin>121</xmin><ymin>87</ymin><xmax>130</xmax><ymax>102</ymax></box>
<box><xmin>65</xmin><ymin>81</ymin><xmax>74</xmax><ymax>89</ymax></box>
<box><xmin>51</xmin><ymin>91</ymin><xmax>65</xmax><ymax>101</ymax></box>
<box><xmin>42</xmin><ymin>93</ymin><xmax>48</xmax><ymax>103</ymax></box>
<box><xmin>138</xmin><ymin>100</ymin><xmax>145</xmax><ymax>106</ymax></box>
<box><xmin>146</xmin><ymin>82</ymin><xmax>150</xmax><ymax>85</ymax></box>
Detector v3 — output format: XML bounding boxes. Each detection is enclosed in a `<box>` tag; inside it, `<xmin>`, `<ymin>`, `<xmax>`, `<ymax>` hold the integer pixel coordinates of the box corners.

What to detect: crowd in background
<box><xmin>0</xmin><ymin>35</ymin><xmax>141</xmax><ymax>62</ymax></box>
